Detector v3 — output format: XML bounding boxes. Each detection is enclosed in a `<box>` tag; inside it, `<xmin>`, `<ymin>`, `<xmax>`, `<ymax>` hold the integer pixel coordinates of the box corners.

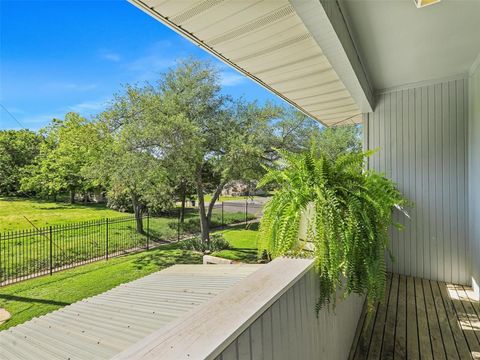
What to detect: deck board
<box><xmin>405</xmin><ymin>276</ymin><xmax>420</xmax><ymax>360</ymax></box>
<box><xmin>423</xmin><ymin>278</ymin><xmax>446</xmax><ymax>359</ymax></box>
<box><xmin>350</xmin><ymin>274</ymin><xmax>479</xmax><ymax>360</ymax></box>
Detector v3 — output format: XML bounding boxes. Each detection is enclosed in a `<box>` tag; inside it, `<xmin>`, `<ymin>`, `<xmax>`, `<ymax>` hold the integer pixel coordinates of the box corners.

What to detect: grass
<box><xmin>0</xmin><ymin>197</ymin><xmax>252</xmax><ymax>282</ymax></box>
<box><xmin>0</xmin><ymin>197</ymin><xmax>125</xmax><ymax>232</ymax></box>
<box><xmin>0</xmin><ymin>243</ymin><xmax>202</xmax><ymax>331</ymax></box>
<box><xmin>214</xmin><ymin>223</ymin><xmax>260</xmax><ymax>263</ymax></box>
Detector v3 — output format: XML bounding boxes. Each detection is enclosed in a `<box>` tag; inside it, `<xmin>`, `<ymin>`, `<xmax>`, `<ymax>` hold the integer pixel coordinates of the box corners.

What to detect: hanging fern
<box><xmin>258</xmin><ymin>147</ymin><xmax>409</xmax><ymax>312</ymax></box>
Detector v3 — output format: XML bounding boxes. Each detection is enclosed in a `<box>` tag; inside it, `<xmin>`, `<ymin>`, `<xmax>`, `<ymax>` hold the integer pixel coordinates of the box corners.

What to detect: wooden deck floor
<box><xmin>349</xmin><ymin>274</ymin><xmax>480</xmax><ymax>360</ymax></box>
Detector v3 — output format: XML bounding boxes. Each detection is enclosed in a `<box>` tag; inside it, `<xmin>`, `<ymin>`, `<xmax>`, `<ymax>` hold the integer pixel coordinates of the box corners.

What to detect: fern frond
<box><xmin>258</xmin><ymin>146</ymin><xmax>410</xmax><ymax>313</ymax></box>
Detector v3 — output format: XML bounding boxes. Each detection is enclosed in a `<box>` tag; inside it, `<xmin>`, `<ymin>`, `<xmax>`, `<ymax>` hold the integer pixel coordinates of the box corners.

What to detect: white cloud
<box><xmin>124</xmin><ymin>41</ymin><xmax>177</xmax><ymax>82</ymax></box>
<box><xmin>43</xmin><ymin>82</ymin><xmax>97</xmax><ymax>92</ymax></box>
<box><xmin>219</xmin><ymin>71</ymin><xmax>247</xmax><ymax>87</ymax></box>
<box><xmin>100</xmin><ymin>51</ymin><xmax>121</xmax><ymax>62</ymax></box>
<box><xmin>68</xmin><ymin>99</ymin><xmax>109</xmax><ymax>113</ymax></box>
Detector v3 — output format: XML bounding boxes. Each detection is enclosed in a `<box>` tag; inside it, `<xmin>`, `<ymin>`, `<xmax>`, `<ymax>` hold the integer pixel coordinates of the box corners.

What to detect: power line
<box><xmin>0</xmin><ymin>103</ymin><xmax>27</xmax><ymax>129</ymax></box>
<box><xmin>0</xmin><ymin>103</ymin><xmax>36</xmax><ymax>203</ymax></box>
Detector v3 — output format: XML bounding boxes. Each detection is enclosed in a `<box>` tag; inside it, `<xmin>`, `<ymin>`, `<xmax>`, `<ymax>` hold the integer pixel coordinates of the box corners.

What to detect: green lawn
<box><xmin>0</xmin><ymin>243</ymin><xmax>202</xmax><ymax>331</ymax></box>
<box><xmin>0</xmin><ymin>197</ymin><xmax>254</xmax><ymax>232</ymax></box>
<box><xmin>215</xmin><ymin>224</ymin><xmax>259</xmax><ymax>263</ymax></box>
<box><xmin>0</xmin><ymin>197</ymin><xmax>251</xmax><ymax>282</ymax></box>
<box><xmin>0</xmin><ymin>197</ymin><xmax>126</xmax><ymax>232</ymax></box>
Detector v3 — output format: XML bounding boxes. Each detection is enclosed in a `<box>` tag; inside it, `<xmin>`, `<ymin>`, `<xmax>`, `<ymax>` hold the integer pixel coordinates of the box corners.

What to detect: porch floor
<box><xmin>349</xmin><ymin>274</ymin><xmax>480</xmax><ymax>360</ymax></box>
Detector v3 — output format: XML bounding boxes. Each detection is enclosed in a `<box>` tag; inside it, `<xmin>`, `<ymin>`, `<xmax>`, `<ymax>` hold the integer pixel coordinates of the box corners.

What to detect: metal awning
<box><xmin>129</xmin><ymin>0</ymin><xmax>367</xmax><ymax>126</ymax></box>
<box><xmin>0</xmin><ymin>264</ymin><xmax>261</xmax><ymax>360</ymax></box>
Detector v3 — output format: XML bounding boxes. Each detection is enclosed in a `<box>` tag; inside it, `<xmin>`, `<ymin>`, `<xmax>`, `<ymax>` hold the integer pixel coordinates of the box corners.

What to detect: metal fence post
<box><xmin>177</xmin><ymin>209</ymin><xmax>181</xmax><ymax>242</ymax></box>
<box><xmin>146</xmin><ymin>213</ymin><xmax>150</xmax><ymax>250</ymax></box>
<box><xmin>105</xmin><ymin>218</ymin><xmax>109</xmax><ymax>260</ymax></box>
<box><xmin>49</xmin><ymin>226</ymin><xmax>53</xmax><ymax>275</ymax></box>
<box><xmin>222</xmin><ymin>202</ymin><xmax>224</xmax><ymax>229</ymax></box>
<box><xmin>245</xmin><ymin>198</ymin><xmax>248</xmax><ymax>228</ymax></box>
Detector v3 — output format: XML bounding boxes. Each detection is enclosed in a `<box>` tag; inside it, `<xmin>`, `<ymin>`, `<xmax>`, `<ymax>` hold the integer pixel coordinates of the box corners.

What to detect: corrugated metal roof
<box><xmin>0</xmin><ymin>264</ymin><xmax>261</xmax><ymax>360</ymax></box>
<box><xmin>129</xmin><ymin>0</ymin><xmax>362</xmax><ymax>126</ymax></box>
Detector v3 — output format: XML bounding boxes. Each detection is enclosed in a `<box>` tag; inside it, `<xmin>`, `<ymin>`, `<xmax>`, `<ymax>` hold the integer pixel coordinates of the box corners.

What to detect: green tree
<box><xmin>93</xmin><ymin>86</ymin><xmax>173</xmax><ymax>233</ymax></box>
<box><xmin>311</xmin><ymin>124</ymin><xmax>362</xmax><ymax>160</ymax></box>
<box><xmin>0</xmin><ymin>130</ymin><xmax>42</xmax><ymax>195</ymax></box>
<box><xmin>20</xmin><ymin>113</ymin><xmax>99</xmax><ymax>202</ymax></box>
<box><xmin>144</xmin><ymin>60</ymin><xmax>279</xmax><ymax>243</ymax></box>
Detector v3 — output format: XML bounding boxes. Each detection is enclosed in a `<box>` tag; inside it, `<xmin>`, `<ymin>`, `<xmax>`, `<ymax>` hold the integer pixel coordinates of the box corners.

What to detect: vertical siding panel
<box><xmin>397</xmin><ymin>90</ymin><xmax>403</xmax><ymax>274</ymax></box>
<box><xmin>449</xmin><ymin>80</ymin><xmax>459</xmax><ymax>284</ymax></box>
<box><xmin>385</xmin><ymin>93</ymin><xmax>392</xmax><ymax>178</ymax></box>
<box><xmin>237</xmin><ymin>329</ymin><xmax>251</xmax><ymax>360</ymax></box>
<box><xmin>457</xmin><ymin>79</ymin><xmax>467</xmax><ymax>284</ymax></box>
<box><xmin>463</xmin><ymin>78</ymin><xmax>469</xmax><ymax>284</ymax></box>
<box><xmin>421</xmin><ymin>86</ymin><xmax>429</xmax><ymax>279</ymax></box>
<box><xmin>308</xmin><ymin>268</ymin><xmax>318</xmax><ymax>358</ymax></box>
<box><xmin>297</xmin><ymin>277</ymin><xmax>309</xmax><ymax>359</ymax></box>
<box><xmin>373</xmin><ymin>97</ymin><xmax>380</xmax><ymax>170</ymax></box>
<box><xmin>442</xmin><ymin>81</ymin><xmax>452</xmax><ymax>282</ymax></box>
<box><xmin>428</xmin><ymin>84</ymin><xmax>437</xmax><ymax>280</ymax></box>
<box><xmin>222</xmin><ymin>340</ymin><xmax>238</xmax><ymax>360</ymax></box>
<box><xmin>392</xmin><ymin>92</ymin><xmax>398</xmax><ymax>273</ymax></box>
<box><xmin>293</xmin><ymin>282</ymin><xmax>305</xmax><ymax>359</ymax></box>
<box><xmin>402</xmin><ymin>89</ymin><xmax>409</xmax><ymax>275</ymax></box>
<box><xmin>365</xmin><ymin>78</ymin><xmax>468</xmax><ymax>284</ymax></box>
<box><xmin>434</xmin><ymin>83</ymin><xmax>444</xmax><ymax>282</ymax></box>
<box><xmin>415</xmin><ymin>87</ymin><xmax>424</xmax><ymax>278</ymax></box>
<box><xmin>261</xmin><ymin>309</ymin><xmax>273</xmax><ymax>360</ymax></box>
<box><xmin>286</xmin><ymin>284</ymin><xmax>298</xmax><ymax>359</ymax></box>
<box><xmin>408</xmin><ymin>88</ymin><xmax>416</xmax><ymax>277</ymax></box>
<box><xmin>250</xmin><ymin>317</ymin><xmax>263</xmax><ymax>360</ymax></box>
<box><xmin>271</xmin><ymin>302</ymin><xmax>282</xmax><ymax>360</ymax></box>
<box><xmin>280</xmin><ymin>295</ymin><xmax>290</xmax><ymax>360</ymax></box>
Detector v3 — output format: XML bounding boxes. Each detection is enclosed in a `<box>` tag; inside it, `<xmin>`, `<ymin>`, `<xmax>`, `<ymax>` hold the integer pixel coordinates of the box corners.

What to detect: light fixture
<box><xmin>414</xmin><ymin>0</ymin><xmax>441</xmax><ymax>8</ymax></box>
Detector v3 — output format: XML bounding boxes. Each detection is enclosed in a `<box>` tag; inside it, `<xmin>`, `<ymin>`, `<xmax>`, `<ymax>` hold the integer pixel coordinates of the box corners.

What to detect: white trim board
<box><xmin>376</xmin><ymin>73</ymin><xmax>468</xmax><ymax>95</ymax></box>
<box><xmin>290</xmin><ymin>0</ymin><xmax>374</xmax><ymax>113</ymax></box>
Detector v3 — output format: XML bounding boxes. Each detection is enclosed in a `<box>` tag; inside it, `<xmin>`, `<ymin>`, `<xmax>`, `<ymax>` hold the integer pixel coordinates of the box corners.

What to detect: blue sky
<box><xmin>0</xmin><ymin>0</ymin><xmax>284</xmax><ymax>130</ymax></box>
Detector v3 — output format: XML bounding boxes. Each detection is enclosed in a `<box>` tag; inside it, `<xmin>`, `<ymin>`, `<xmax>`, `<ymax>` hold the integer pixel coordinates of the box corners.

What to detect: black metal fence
<box><xmin>0</xmin><ymin>200</ymin><xmax>263</xmax><ymax>286</ymax></box>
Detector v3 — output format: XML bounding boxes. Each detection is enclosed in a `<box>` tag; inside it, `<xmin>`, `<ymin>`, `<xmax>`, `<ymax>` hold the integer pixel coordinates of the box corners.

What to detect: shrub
<box><xmin>181</xmin><ymin>233</ymin><xmax>231</xmax><ymax>252</ymax></box>
<box><xmin>168</xmin><ymin>218</ymin><xmax>200</xmax><ymax>233</ymax></box>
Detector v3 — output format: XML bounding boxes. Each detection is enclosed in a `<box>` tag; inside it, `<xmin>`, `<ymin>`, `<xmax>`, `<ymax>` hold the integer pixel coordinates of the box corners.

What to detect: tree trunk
<box><xmin>131</xmin><ymin>192</ymin><xmax>144</xmax><ymax>234</ymax></box>
<box><xmin>206</xmin><ymin>180</ymin><xmax>228</xmax><ymax>227</ymax></box>
<box><xmin>195</xmin><ymin>168</ymin><xmax>210</xmax><ymax>244</ymax></box>
<box><xmin>69</xmin><ymin>189</ymin><xmax>75</xmax><ymax>204</ymax></box>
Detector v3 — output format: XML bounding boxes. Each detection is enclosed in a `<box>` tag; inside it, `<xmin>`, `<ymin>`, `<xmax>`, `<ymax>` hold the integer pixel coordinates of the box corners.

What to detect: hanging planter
<box><xmin>258</xmin><ymin>148</ymin><xmax>410</xmax><ymax>312</ymax></box>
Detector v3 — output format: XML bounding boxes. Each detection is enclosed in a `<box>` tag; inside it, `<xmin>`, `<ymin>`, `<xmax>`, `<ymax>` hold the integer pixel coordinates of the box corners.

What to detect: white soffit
<box><xmin>129</xmin><ymin>0</ymin><xmax>364</xmax><ymax>126</ymax></box>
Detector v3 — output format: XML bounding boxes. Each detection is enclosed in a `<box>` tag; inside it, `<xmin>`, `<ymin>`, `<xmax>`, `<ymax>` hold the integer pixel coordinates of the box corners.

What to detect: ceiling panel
<box><xmin>130</xmin><ymin>0</ymin><xmax>362</xmax><ymax>126</ymax></box>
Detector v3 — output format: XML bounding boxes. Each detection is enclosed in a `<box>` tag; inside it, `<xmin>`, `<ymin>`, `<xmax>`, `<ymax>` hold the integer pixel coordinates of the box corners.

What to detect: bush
<box><xmin>168</xmin><ymin>218</ymin><xmax>200</xmax><ymax>233</ymax></box>
<box><xmin>181</xmin><ymin>233</ymin><xmax>230</xmax><ymax>252</ymax></box>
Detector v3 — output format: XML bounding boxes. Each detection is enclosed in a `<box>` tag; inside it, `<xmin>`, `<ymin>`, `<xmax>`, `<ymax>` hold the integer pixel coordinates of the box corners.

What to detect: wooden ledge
<box><xmin>113</xmin><ymin>257</ymin><xmax>314</xmax><ymax>360</ymax></box>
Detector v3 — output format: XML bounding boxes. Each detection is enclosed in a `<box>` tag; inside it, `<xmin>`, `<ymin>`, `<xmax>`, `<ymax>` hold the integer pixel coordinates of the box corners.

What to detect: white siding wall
<box><xmin>216</xmin><ymin>267</ymin><xmax>364</xmax><ymax>360</ymax></box>
<box><xmin>469</xmin><ymin>61</ymin><xmax>480</xmax><ymax>298</ymax></box>
<box><xmin>364</xmin><ymin>77</ymin><xmax>469</xmax><ymax>285</ymax></box>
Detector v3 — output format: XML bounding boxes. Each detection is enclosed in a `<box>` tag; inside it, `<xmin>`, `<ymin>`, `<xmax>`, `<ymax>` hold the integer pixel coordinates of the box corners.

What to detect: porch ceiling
<box><xmin>340</xmin><ymin>0</ymin><xmax>480</xmax><ymax>91</ymax></box>
<box><xmin>129</xmin><ymin>0</ymin><xmax>364</xmax><ymax>126</ymax></box>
